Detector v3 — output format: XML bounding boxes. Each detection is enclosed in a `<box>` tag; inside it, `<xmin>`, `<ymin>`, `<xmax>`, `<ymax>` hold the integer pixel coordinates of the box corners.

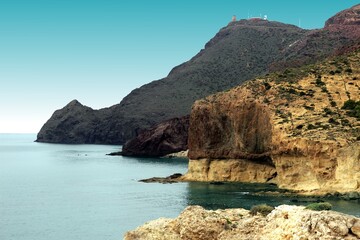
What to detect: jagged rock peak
<box><xmin>325</xmin><ymin>4</ymin><xmax>360</xmax><ymax>27</ymax></box>
<box><xmin>66</xmin><ymin>99</ymin><xmax>83</xmax><ymax>107</ymax></box>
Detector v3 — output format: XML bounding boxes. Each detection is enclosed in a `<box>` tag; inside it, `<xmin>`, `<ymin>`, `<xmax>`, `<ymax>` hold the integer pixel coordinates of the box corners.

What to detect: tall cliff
<box><xmin>182</xmin><ymin>50</ymin><xmax>360</xmax><ymax>193</ymax></box>
<box><xmin>37</xmin><ymin>4</ymin><xmax>360</xmax><ymax>145</ymax></box>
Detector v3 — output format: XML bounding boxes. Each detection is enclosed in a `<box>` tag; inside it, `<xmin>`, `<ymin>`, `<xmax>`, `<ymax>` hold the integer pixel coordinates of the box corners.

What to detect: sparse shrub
<box><xmin>287</xmin><ymin>88</ymin><xmax>297</xmax><ymax>94</ymax></box>
<box><xmin>342</xmin><ymin>100</ymin><xmax>360</xmax><ymax>119</ymax></box>
<box><xmin>329</xmin><ymin>70</ymin><xmax>335</xmax><ymax>75</ymax></box>
<box><xmin>307</xmin><ymin>124</ymin><xmax>316</xmax><ymax>130</ymax></box>
<box><xmin>264</xmin><ymin>82</ymin><xmax>271</xmax><ymax>90</ymax></box>
<box><xmin>330</xmin><ymin>101</ymin><xmax>337</xmax><ymax>107</ymax></box>
<box><xmin>324</xmin><ymin>108</ymin><xmax>333</xmax><ymax>115</ymax></box>
<box><xmin>328</xmin><ymin>118</ymin><xmax>339</xmax><ymax>125</ymax></box>
<box><xmin>315</xmin><ymin>78</ymin><xmax>325</xmax><ymax>86</ymax></box>
<box><xmin>304</xmin><ymin>105</ymin><xmax>314</xmax><ymax>111</ymax></box>
<box><xmin>305</xmin><ymin>202</ymin><xmax>332</xmax><ymax>211</ymax></box>
<box><xmin>342</xmin><ymin>100</ymin><xmax>357</xmax><ymax>110</ymax></box>
<box><xmin>345</xmin><ymin>68</ymin><xmax>352</xmax><ymax>74</ymax></box>
<box><xmin>321</xmin><ymin>87</ymin><xmax>328</xmax><ymax>93</ymax></box>
<box><xmin>250</xmin><ymin>204</ymin><xmax>274</xmax><ymax>216</ymax></box>
<box><xmin>341</xmin><ymin>119</ymin><xmax>351</xmax><ymax>126</ymax></box>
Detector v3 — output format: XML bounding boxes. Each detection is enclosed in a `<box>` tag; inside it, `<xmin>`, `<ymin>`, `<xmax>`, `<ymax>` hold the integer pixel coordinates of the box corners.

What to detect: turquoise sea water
<box><xmin>1</xmin><ymin>134</ymin><xmax>359</xmax><ymax>240</ymax></box>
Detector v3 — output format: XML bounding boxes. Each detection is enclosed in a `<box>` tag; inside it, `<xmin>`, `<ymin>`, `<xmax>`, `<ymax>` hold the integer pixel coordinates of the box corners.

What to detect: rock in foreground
<box><xmin>124</xmin><ymin>205</ymin><xmax>360</xmax><ymax>240</ymax></box>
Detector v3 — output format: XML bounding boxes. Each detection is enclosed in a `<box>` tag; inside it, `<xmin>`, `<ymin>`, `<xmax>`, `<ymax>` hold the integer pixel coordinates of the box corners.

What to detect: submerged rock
<box><xmin>139</xmin><ymin>173</ymin><xmax>183</xmax><ymax>184</ymax></box>
<box><xmin>124</xmin><ymin>205</ymin><xmax>360</xmax><ymax>240</ymax></box>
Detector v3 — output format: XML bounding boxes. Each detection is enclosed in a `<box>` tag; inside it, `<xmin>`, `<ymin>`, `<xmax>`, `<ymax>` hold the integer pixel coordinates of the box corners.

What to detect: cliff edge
<box><xmin>182</xmin><ymin>50</ymin><xmax>360</xmax><ymax>193</ymax></box>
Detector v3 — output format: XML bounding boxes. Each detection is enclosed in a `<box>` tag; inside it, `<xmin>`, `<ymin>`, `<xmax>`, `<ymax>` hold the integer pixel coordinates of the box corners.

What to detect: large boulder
<box><xmin>121</xmin><ymin>115</ymin><xmax>189</xmax><ymax>157</ymax></box>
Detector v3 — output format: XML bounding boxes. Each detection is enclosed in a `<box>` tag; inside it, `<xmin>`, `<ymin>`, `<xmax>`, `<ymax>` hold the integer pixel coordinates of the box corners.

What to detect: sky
<box><xmin>0</xmin><ymin>0</ymin><xmax>359</xmax><ymax>133</ymax></box>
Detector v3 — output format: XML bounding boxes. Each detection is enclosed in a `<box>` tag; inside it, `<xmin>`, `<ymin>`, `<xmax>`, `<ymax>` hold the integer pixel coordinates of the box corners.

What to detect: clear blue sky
<box><xmin>0</xmin><ymin>0</ymin><xmax>358</xmax><ymax>133</ymax></box>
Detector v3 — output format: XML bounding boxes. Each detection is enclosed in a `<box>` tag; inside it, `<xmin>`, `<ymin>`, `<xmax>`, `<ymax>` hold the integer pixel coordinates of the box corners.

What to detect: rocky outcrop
<box><xmin>124</xmin><ymin>205</ymin><xmax>360</xmax><ymax>240</ymax></box>
<box><xmin>36</xmin><ymin>100</ymin><xmax>116</xmax><ymax>144</ymax></box>
<box><xmin>37</xmin><ymin>5</ymin><xmax>360</xmax><ymax>145</ymax></box>
<box><xmin>120</xmin><ymin>116</ymin><xmax>189</xmax><ymax>157</ymax></box>
<box><xmin>182</xmin><ymin>51</ymin><xmax>360</xmax><ymax>193</ymax></box>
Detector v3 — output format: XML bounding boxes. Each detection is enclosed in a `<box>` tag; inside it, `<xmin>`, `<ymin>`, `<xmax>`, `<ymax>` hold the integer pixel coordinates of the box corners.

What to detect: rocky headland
<box><xmin>124</xmin><ymin>205</ymin><xmax>360</xmax><ymax>240</ymax></box>
<box><xmin>36</xmin><ymin>4</ymin><xmax>360</xmax><ymax>145</ymax></box>
<box><xmin>181</xmin><ymin>50</ymin><xmax>360</xmax><ymax>194</ymax></box>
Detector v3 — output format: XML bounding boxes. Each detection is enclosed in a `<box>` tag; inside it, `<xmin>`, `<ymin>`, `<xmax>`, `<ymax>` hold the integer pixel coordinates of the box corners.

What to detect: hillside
<box><xmin>37</xmin><ymin>4</ymin><xmax>360</xmax><ymax>144</ymax></box>
<box><xmin>183</xmin><ymin>50</ymin><xmax>360</xmax><ymax>193</ymax></box>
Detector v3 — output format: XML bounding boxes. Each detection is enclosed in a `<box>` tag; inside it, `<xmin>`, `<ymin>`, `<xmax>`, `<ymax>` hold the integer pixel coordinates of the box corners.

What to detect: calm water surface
<box><xmin>1</xmin><ymin>134</ymin><xmax>359</xmax><ymax>240</ymax></box>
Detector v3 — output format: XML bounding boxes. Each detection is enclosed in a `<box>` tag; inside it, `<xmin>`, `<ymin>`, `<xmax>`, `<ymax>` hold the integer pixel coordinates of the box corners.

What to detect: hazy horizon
<box><xmin>1</xmin><ymin>0</ymin><xmax>359</xmax><ymax>133</ymax></box>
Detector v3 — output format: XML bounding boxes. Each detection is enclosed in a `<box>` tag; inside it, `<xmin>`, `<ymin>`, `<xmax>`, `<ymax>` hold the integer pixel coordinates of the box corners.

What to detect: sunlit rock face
<box><xmin>124</xmin><ymin>205</ymin><xmax>360</xmax><ymax>240</ymax></box>
<box><xmin>182</xmin><ymin>51</ymin><xmax>360</xmax><ymax>194</ymax></box>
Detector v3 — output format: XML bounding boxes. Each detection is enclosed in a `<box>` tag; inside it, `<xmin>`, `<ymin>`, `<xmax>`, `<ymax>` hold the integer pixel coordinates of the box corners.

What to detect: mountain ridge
<box><xmin>37</xmin><ymin>4</ymin><xmax>360</xmax><ymax>145</ymax></box>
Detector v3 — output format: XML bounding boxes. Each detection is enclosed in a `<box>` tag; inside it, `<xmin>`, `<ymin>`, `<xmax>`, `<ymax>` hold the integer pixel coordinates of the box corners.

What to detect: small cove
<box><xmin>0</xmin><ymin>134</ymin><xmax>359</xmax><ymax>240</ymax></box>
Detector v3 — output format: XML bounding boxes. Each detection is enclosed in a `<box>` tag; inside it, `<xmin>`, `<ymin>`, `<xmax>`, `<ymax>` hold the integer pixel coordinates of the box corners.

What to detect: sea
<box><xmin>1</xmin><ymin>134</ymin><xmax>359</xmax><ymax>240</ymax></box>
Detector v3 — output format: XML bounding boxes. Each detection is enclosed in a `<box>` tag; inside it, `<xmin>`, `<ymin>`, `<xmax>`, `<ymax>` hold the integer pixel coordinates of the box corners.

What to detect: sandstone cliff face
<box><xmin>124</xmin><ymin>205</ymin><xmax>360</xmax><ymax>240</ymax></box>
<box><xmin>121</xmin><ymin>116</ymin><xmax>189</xmax><ymax>157</ymax></box>
<box><xmin>182</xmin><ymin>51</ymin><xmax>360</xmax><ymax>193</ymax></box>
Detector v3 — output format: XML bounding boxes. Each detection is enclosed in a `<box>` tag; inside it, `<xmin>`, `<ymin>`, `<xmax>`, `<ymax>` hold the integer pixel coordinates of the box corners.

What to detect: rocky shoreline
<box><xmin>140</xmin><ymin>173</ymin><xmax>360</xmax><ymax>200</ymax></box>
<box><xmin>124</xmin><ymin>205</ymin><xmax>360</xmax><ymax>240</ymax></box>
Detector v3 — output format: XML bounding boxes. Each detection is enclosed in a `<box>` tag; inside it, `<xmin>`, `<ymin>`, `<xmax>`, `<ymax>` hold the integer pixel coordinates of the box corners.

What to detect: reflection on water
<box><xmin>122</xmin><ymin>156</ymin><xmax>189</xmax><ymax>167</ymax></box>
<box><xmin>186</xmin><ymin>182</ymin><xmax>360</xmax><ymax>217</ymax></box>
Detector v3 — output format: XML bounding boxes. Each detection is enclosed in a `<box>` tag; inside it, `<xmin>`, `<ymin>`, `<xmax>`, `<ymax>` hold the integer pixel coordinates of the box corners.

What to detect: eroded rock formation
<box><xmin>120</xmin><ymin>115</ymin><xmax>189</xmax><ymax>157</ymax></box>
<box><xmin>124</xmin><ymin>205</ymin><xmax>360</xmax><ymax>240</ymax></box>
<box><xmin>182</xmin><ymin>51</ymin><xmax>360</xmax><ymax>193</ymax></box>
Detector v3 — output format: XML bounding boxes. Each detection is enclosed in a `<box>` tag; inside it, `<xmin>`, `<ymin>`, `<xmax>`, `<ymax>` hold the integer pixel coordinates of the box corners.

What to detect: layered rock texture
<box><xmin>37</xmin><ymin>4</ymin><xmax>360</xmax><ymax>145</ymax></box>
<box><xmin>121</xmin><ymin>115</ymin><xmax>189</xmax><ymax>157</ymax></box>
<box><xmin>124</xmin><ymin>205</ymin><xmax>360</xmax><ymax>240</ymax></box>
<box><xmin>182</xmin><ymin>51</ymin><xmax>360</xmax><ymax>193</ymax></box>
